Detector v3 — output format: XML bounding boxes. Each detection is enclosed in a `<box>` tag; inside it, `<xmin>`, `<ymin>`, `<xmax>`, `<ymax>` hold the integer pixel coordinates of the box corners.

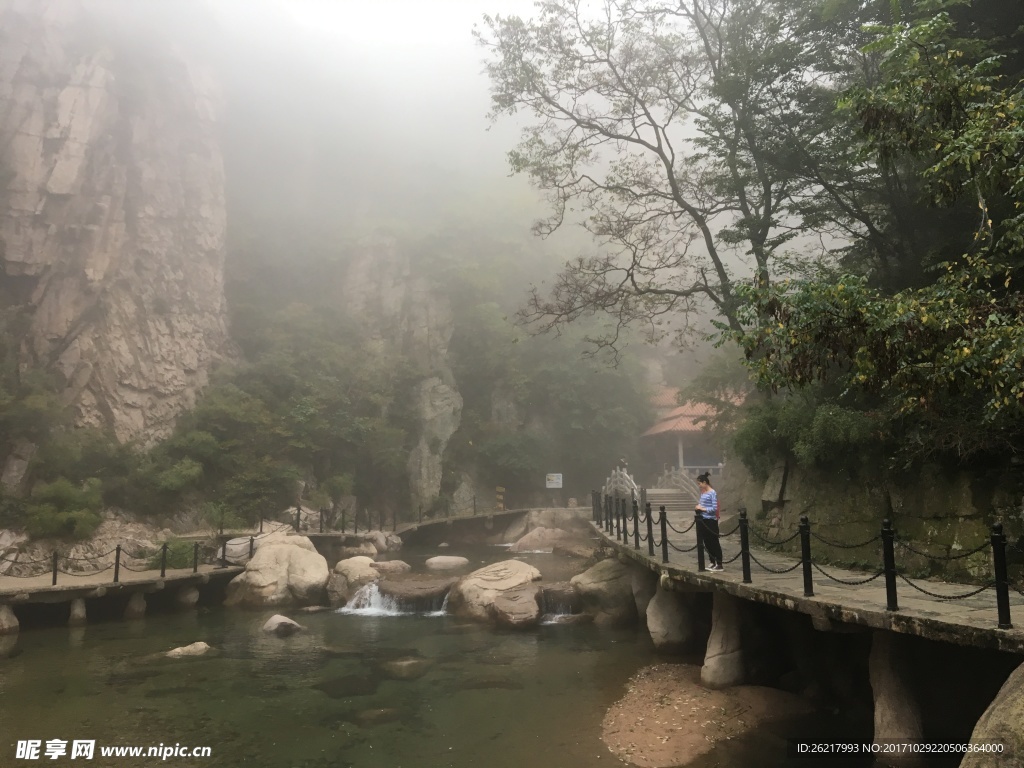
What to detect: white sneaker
<box><xmin>709</xmin><ymin>564</ymin><xmax>724</xmax><ymax>572</ymax></box>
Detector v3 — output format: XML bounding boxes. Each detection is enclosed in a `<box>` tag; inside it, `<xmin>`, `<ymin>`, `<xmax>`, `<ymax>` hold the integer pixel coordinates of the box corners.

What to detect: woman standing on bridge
<box><xmin>696</xmin><ymin>473</ymin><xmax>723</xmax><ymax>572</ymax></box>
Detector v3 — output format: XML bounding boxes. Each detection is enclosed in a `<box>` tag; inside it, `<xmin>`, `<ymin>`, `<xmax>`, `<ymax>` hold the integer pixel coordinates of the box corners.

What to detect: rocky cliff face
<box><xmin>341</xmin><ymin>237</ymin><xmax>462</xmax><ymax>512</ymax></box>
<box><xmin>0</xmin><ymin>0</ymin><xmax>229</xmax><ymax>450</ymax></box>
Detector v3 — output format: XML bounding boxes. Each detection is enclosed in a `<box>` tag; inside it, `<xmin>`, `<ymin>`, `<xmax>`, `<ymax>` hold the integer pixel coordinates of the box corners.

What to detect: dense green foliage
<box><xmin>727</xmin><ymin>1</ymin><xmax>1024</xmax><ymax>467</ymax></box>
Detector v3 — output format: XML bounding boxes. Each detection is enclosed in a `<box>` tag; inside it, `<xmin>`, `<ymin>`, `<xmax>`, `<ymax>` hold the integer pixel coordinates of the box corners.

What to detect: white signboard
<box><xmin>545</xmin><ymin>473</ymin><xmax>563</xmax><ymax>489</ymax></box>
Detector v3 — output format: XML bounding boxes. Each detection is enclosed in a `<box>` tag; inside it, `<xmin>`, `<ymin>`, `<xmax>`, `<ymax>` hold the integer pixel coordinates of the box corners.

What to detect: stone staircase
<box><xmin>644</xmin><ymin>487</ymin><xmax>695</xmax><ymax>515</ymax></box>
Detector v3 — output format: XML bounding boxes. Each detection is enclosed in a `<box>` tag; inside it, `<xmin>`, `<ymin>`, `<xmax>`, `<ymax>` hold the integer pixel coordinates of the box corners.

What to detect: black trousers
<box><xmin>701</xmin><ymin>518</ymin><xmax>723</xmax><ymax>566</ymax></box>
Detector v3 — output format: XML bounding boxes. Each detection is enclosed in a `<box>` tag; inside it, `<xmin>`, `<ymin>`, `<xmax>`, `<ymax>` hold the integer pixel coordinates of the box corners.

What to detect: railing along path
<box><xmin>591</xmin><ymin>490</ymin><xmax>1024</xmax><ymax>631</ymax></box>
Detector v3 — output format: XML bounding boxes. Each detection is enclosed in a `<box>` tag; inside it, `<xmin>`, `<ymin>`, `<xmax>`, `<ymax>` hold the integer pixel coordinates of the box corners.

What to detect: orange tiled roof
<box><xmin>642</xmin><ymin>401</ymin><xmax>718</xmax><ymax>436</ymax></box>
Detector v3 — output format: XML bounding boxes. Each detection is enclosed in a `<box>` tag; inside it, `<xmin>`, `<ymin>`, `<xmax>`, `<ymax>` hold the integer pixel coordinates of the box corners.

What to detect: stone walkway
<box><xmin>598</xmin><ymin>509</ymin><xmax>1024</xmax><ymax>654</ymax></box>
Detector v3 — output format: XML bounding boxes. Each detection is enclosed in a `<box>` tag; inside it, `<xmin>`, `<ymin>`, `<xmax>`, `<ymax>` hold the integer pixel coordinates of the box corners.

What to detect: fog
<box><xmin>196</xmin><ymin>0</ymin><xmax>550</xmax><ymax>240</ymax></box>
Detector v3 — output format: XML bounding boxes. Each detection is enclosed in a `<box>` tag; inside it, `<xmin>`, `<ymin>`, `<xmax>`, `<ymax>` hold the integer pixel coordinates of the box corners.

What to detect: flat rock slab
<box><xmin>490</xmin><ymin>585</ymin><xmax>541</xmax><ymax>629</ymax></box>
<box><xmin>370</xmin><ymin>560</ymin><xmax>411</xmax><ymax>576</ymax></box>
<box><xmin>378</xmin><ymin>576</ymin><xmax>458</xmax><ymax>602</ymax></box>
<box><xmin>377</xmin><ymin>656</ymin><xmax>433</xmax><ymax>680</ymax></box>
<box><xmin>448</xmin><ymin>560</ymin><xmax>542</xmax><ymax>622</ymax></box>
<box><xmin>425</xmin><ymin>556</ymin><xmax>470</xmax><ymax>570</ymax></box>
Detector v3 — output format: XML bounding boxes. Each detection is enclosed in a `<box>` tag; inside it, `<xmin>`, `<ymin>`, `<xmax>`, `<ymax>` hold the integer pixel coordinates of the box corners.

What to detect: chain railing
<box><xmin>590</xmin><ymin>489</ymin><xmax>1020</xmax><ymax>631</ymax></box>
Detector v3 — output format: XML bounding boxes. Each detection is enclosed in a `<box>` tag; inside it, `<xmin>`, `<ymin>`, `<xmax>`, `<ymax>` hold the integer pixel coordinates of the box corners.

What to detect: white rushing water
<box><xmin>338</xmin><ymin>583</ymin><xmax>449</xmax><ymax>617</ymax></box>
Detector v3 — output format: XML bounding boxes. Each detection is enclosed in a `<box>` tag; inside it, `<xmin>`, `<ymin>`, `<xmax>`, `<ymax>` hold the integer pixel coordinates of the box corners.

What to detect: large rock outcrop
<box><xmin>0</xmin><ymin>0</ymin><xmax>230</xmax><ymax>466</ymax></box>
<box><xmin>962</xmin><ymin>662</ymin><xmax>1024</xmax><ymax>768</ymax></box>
<box><xmin>225</xmin><ymin>536</ymin><xmax>328</xmax><ymax>608</ymax></box>
<box><xmin>570</xmin><ymin>558</ymin><xmax>638</xmax><ymax>627</ymax></box>
<box><xmin>447</xmin><ymin>560</ymin><xmax>541</xmax><ymax>622</ymax></box>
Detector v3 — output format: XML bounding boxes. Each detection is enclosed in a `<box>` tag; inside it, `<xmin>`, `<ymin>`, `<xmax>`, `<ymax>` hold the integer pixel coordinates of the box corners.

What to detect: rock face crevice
<box><xmin>0</xmin><ymin>0</ymin><xmax>229</xmax><ymax>449</ymax></box>
<box><xmin>340</xmin><ymin>236</ymin><xmax>462</xmax><ymax>511</ymax></box>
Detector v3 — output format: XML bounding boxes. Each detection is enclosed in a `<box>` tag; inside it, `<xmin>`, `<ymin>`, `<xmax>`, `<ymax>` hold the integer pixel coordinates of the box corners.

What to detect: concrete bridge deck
<box><xmin>597</xmin><ymin>513</ymin><xmax>1024</xmax><ymax>655</ymax></box>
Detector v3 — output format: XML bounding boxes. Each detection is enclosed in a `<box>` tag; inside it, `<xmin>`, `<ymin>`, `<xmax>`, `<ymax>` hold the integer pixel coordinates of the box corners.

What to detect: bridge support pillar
<box><xmin>631</xmin><ymin>568</ymin><xmax>658</xmax><ymax>626</ymax></box>
<box><xmin>175</xmin><ymin>585</ymin><xmax>200</xmax><ymax>610</ymax></box>
<box><xmin>68</xmin><ymin>598</ymin><xmax>87</xmax><ymax>627</ymax></box>
<box><xmin>647</xmin><ymin>581</ymin><xmax>696</xmax><ymax>652</ymax></box>
<box><xmin>869</xmin><ymin>631</ymin><xmax>924</xmax><ymax>766</ymax></box>
<box><xmin>701</xmin><ymin>592</ymin><xmax>745</xmax><ymax>688</ymax></box>
<box><xmin>124</xmin><ymin>592</ymin><xmax>146</xmax><ymax>620</ymax></box>
<box><xmin>0</xmin><ymin>603</ymin><xmax>19</xmax><ymax>635</ymax></box>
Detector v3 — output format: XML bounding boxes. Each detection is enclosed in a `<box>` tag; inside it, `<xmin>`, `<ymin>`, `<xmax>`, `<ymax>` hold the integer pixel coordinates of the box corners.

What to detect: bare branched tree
<box><xmin>477</xmin><ymin>0</ymin><xmax>885</xmax><ymax>350</ymax></box>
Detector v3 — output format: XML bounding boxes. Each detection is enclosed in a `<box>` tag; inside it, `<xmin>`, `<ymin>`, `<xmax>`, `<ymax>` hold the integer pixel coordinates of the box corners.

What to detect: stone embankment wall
<box><xmin>719</xmin><ymin>460</ymin><xmax>1023</xmax><ymax>581</ymax></box>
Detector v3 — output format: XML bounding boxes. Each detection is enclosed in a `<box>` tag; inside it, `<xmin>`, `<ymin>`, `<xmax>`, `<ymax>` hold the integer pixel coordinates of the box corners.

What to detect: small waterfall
<box><xmin>539</xmin><ymin>585</ymin><xmax>580</xmax><ymax>625</ymax></box>
<box><xmin>424</xmin><ymin>591</ymin><xmax>450</xmax><ymax>618</ymax></box>
<box><xmin>338</xmin><ymin>583</ymin><xmax>451</xmax><ymax>617</ymax></box>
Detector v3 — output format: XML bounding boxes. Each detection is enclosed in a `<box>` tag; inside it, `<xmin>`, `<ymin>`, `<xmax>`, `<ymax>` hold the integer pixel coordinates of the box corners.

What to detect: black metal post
<box><xmin>160</xmin><ymin>542</ymin><xmax>168</xmax><ymax>578</ymax></box>
<box><xmin>739</xmin><ymin>508</ymin><xmax>752</xmax><ymax>584</ymax></box>
<box><xmin>418</xmin><ymin>504</ymin><xmax>423</xmax><ymax>524</ymax></box>
<box><xmin>992</xmin><ymin>522</ymin><xmax>1013</xmax><ymax>629</ymax></box>
<box><xmin>319</xmin><ymin>509</ymin><xmax>324</xmax><ymax>533</ymax></box>
<box><xmin>695</xmin><ymin>510</ymin><xmax>705</xmax><ymax>572</ymax></box>
<box><xmin>646</xmin><ymin>503</ymin><xmax>655</xmax><ymax>557</ymax></box>
<box><xmin>473</xmin><ymin>495</ymin><xmax>477</xmax><ymax>516</ymax></box>
<box><xmin>113</xmin><ymin>545</ymin><xmax>121</xmax><ymax>583</ymax></box>
<box><xmin>192</xmin><ymin>542</ymin><xmax>199</xmax><ymax>573</ymax></box>
<box><xmin>219</xmin><ymin>512</ymin><xmax>224</xmax><ymax>537</ymax></box>
<box><xmin>799</xmin><ymin>515</ymin><xmax>813</xmax><ymax>597</ymax></box>
<box><xmin>882</xmin><ymin>519</ymin><xmax>898</xmax><ymax>611</ymax></box>
<box><xmin>354</xmin><ymin>509</ymin><xmax>359</xmax><ymax>534</ymax></box>
<box><xmin>259</xmin><ymin>517</ymin><xmax>263</xmax><ymax>534</ymax></box>
<box><xmin>632</xmin><ymin>499</ymin><xmax>640</xmax><ymax>550</ymax></box>
<box><xmin>592</xmin><ymin>490</ymin><xmax>598</xmax><ymax>523</ymax></box>
<box><xmin>615</xmin><ymin>498</ymin><xmax>622</xmax><ymax>540</ymax></box>
<box><xmin>249</xmin><ymin>536</ymin><xmax>255</xmax><ymax>560</ymax></box>
<box><xmin>604</xmin><ymin>495</ymin><xmax>610</xmax><ymax>531</ymax></box>
<box><xmin>341</xmin><ymin>510</ymin><xmax>347</xmax><ymax>533</ymax></box>
<box><xmin>219</xmin><ymin>541</ymin><xmax>227</xmax><ymax>568</ymax></box>
<box><xmin>660</xmin><ymin>506</ymin><xmax>669</xmax><ymax>563</ymax></box>
<box><xmin>51</xmin><ymin>550</ymin><xmax>58</xmax><ymax>586</ymax></box>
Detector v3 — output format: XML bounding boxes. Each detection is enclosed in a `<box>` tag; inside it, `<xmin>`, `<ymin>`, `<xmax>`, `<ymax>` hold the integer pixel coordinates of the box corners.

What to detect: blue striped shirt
<box><xmin>699</xmin><ymin>489</ymin><xmax>718</xmax><ymax>519</ymax></box>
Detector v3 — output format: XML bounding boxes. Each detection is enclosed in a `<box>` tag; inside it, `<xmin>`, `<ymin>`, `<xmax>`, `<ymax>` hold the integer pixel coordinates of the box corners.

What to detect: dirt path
<box><xmin>602</xmin><ymin>663</ymin><xmax>813</xmax><ymax>767</ymax></box>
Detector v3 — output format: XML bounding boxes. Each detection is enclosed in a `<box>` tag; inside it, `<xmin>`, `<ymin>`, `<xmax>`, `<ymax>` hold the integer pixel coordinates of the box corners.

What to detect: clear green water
<box><xmin>1</xmin><ymin>550</ymin><xmax>656</xmax><ymax>768</ymax></box>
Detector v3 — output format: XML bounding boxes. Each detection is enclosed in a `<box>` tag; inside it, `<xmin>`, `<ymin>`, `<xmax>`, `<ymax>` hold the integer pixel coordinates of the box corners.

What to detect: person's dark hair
<box><xmin>697</xmin><ymin>472</ymin><xmax>712</xmax><ymax>485</ymax></box>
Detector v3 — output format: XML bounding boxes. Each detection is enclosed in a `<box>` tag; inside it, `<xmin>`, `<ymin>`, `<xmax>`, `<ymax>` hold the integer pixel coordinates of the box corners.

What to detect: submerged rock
<box><xmin>166</xmin><ymin>642</ymin><xmax>211</xmax><ymax>658</ymax></box>
<box><xmin>313</xmin><ymin>675</ymin><xmax>380</xmax><ymax>698</ymax></box>
<box><xmin>377</xmin><ymin>656</ymin><xmax>433</xmax><ymax>681</ymax></box>
<box><xmin>351</xmin><ymin>708</ymin><xmax>405</xmax><ymax>727</ymax></box>
<box><xmin>262</xmin><ymin>615</ymin><xmax>304</xmax><ymax>637</ymax></box>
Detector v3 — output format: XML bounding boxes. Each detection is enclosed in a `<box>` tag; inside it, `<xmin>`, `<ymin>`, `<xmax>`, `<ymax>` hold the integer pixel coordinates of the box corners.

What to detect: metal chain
<box><xmin>897</xmin><ymin>573</ymin><xmax>994</xmax><ymax>600</ymax></box>
<box><xmin>811</xmin><ymin>562</ymin><xmax>885</xmax><ymax>586</ymax></box>
<box><xmin>665</xmin><ymin>519</ymin><xmax>696</xmax><ymax>535</ymax></box>
<box><xmin>668</xmin><ymin>540</ymin><xmax>699</xmax><ymax>553</ymax></box>
<box><xmin>748</xmin><ymin>552</ymin><xmax>803</xmax><ymax>574</ymax></box>
<box><xmin>719</xmin><ymin>523</ymin><xmax>740</xmax><ymax>538</ymax></box>
<box><xmin>809</xmin><ymin>532</ymin><xmax>882</xmax><ymax>549</ymax></box>
<box><xmin>749</xmin><ymin>528</ymin><xmax>801</xmax><ymax>545</ymax></box>
<box><xmin>894</xmin><ymin>538</ymin><xmax>989</xmax><ymax>562</ymax></box>
<box><xmin>722</xmin><ymin>550</ymin><xmax>743</xmax><ymax>564</ymax></box>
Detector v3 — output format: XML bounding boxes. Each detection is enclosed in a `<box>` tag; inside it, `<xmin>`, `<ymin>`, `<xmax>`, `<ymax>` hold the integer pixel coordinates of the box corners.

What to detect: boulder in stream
<box><xmin>447</xmin><ymin>560</ymin><xmax>542</xmax><ymax>623</ymax></box>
